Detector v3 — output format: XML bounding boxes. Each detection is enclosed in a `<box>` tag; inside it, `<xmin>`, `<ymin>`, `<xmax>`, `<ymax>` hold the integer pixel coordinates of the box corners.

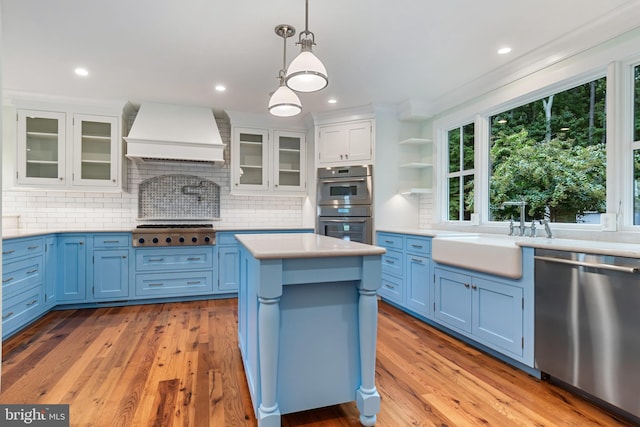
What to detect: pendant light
<box><xmin>268</xmin><ymin>25</ymin><xmax>303</xmax><ymax>117</ymax></box>
<box><xmin>285</xmin><ymin>0</ymin><xmax>328</xmax><ymax>93</ymax></box>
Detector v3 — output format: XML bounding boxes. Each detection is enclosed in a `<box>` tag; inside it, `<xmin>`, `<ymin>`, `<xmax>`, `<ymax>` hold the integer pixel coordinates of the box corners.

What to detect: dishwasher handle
<box><xmin>534</xmin><ymin>255</ymin><xmax>640</xmax><ymax>274</ymax></box>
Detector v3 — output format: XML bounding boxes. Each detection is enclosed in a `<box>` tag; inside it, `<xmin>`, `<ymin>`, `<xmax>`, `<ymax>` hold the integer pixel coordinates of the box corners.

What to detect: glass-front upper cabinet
<box><xmin>72</xmin><ymin>114</ymin><xmax>118</xmax><ymax>187</ymax></box>
<box><xmin>16</xmin><ymin>110</ymin><xmax>66</xmax><ymax>185</ymax></box>
<box><xmin>232</xmin><ymin>127</ymin><xmax>269</xmax><ymax>191</ymax></box>
<box><xmin>274</xmin><ymin>130</ymin><xmax>305</xmax><ymax>192</ymax></box>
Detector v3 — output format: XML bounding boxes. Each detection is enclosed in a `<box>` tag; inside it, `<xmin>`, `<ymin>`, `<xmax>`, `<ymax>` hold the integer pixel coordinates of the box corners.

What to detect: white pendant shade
<box><xmin>268</xmin><ymin>85</ymin><xmax>302</xmax><ymax>117</ymax></box>
<box><xmin>285</xmin><ymin>50</ymin><xmax>328</xmax><ymax>92</ymax></box>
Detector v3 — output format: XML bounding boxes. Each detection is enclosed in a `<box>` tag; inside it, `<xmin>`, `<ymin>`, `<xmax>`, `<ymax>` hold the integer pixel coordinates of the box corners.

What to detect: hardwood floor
<box><xmin>0</xmin><ymin>299</ymin><xmax>635</xmax><ymax>426</ymax></box>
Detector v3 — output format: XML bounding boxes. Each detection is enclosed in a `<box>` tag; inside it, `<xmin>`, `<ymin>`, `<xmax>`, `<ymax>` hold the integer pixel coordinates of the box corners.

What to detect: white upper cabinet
<box><xmin>16</xmin><ymin>110</ymin><xmax>66</xmax><ymax>186</ymax></box>
<box><xmin>231</xmin><ymin>126</ymin><xmax>307</xmax><ymax>195</ymax></box>
<box><xmin>11</xmin><ymin>96</ymin><xmax>130</xmax><ymax>192</ymax></box>
<box><xmin>72</xmin><ymin>114</ymin><xmax>119</xmax><ymax>187</ymax></box>
<box><xmin>232</xmin><ymin>127</ymin><xmax>270</xmax><ymax>192</ymax></box>
<box><xmin>316</xmin><ymin>120</ymin><xmax>373</xmax><ymax>166</ymax></box>
<box><xmin>273</xmin><ymin>130</ymin><xmax>306</xmax><ymax>193</ymax></box>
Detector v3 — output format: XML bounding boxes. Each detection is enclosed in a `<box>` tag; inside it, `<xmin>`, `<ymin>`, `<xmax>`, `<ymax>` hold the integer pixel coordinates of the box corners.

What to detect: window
<box><xmin>633</xmin><ymin>64</ymin><xmax>640</xmax><ymax>224</ymax></box>
<box><xmin>489</xmin><ymin>77</ymin><xmax>607</xmax><ymax>224</ymax></box>
<box><xmin>447</xmin><ymin>123</ymin><xmax>475</xmax><ymax>221</ymax></box>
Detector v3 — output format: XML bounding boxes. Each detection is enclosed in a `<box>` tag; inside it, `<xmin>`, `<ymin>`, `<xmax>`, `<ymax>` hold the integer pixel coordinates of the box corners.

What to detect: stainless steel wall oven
<box><xmin>316</xmin><ymin>166</ymin><xmax>373</xmax><ymax>244</ymax></box>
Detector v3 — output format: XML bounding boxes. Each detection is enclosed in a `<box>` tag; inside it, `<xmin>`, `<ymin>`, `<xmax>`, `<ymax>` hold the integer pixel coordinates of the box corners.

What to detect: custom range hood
<box><xmin>125</xmin><ymin>103</ymin><xmax>225</xmax><ymax>163</ymax></box>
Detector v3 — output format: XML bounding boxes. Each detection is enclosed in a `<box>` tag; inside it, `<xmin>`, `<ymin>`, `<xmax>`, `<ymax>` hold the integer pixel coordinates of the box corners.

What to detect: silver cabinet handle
<box><xmin>148</xmin><ymin>283</ymin><xmax>164</xmax><ymax>287</ymax></box>
<box><xmin>464</xmin><ymin>283</ymin><xmax>470</xmax><ymax>288</ymax></box>
<box><xmin>2</xmin><ymin>311</ymin><xmax>14</xmax><ymax>320</ymax></box>
<box><xmin>471</xmin><ymin>284</ymin><xmax>477</xmax><ymax>290</ymax></box>
<box><xmin>384</xmin><ymin>240</ymin><xmax>394</xmax><ymax>244</ymax></box>
<box><xmin>79</xmin><ymin>241</ymin><xmax>84</xmax><ymax>245</ymax></box>
<box><xmin>187</xmin><ymin>281</ymin><xmax>201</xmax><ymax>285</ymax></box>
<box><xmin>411</xmin><ymin>244</ymin><xmax>423</xmax><ymax>249</ymax></box>
<box><xmin>103</xmin><ymin>240</ymin><xmax>120</xmax><ymax>243</ymax></box>
<box><xmin>28</xmin><ymin>245</ymin><xmax>40</xmax><ymax>250</ymax></box>
<box><xmin>534</xmin><ymin>255</ymin><xmax>640</xmax><ymax>274</ymax></box>
<box><xmin>26</xmin><ymin>299</ymin><xmax>38</xmax><ymax>306</ymax></box>
<box><xmin>148</xmin><ymin>258</ymin><xmax>164</xmax><ymax>262</ymax></box>
<box><xmin>411</xmin><ymin>258</ymin><xmax>423</xmax><ymax>263</ymax></box>
<box><xmin>3</xmin><ymin>250</ymin><xmax>15</xmax><ymax>255</ymax></box>
<box><xmin>3</xmin><ymin>277</ymin><xmax>14</xmax><ymax>283</ymax></box>
<box><xmin>26</xmin><ymin>268</ymin><xmax>38</xmax><ymax>274</ymax></box>
<box><xmin>187</xmin><ymin>257</ymin><xmax>202</xmax><ymax>261</ymax></box>
<box><xmin>385</xmin><ymin>259</ymin><xmax>395</xmax><ymax>264</ymax></box>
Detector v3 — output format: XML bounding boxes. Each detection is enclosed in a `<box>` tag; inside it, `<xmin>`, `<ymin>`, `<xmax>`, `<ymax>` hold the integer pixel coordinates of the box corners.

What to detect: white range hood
<box><xmin>125</xmin><ymin>103</ymin><xmax>225</xmax><ymax>163</ymax></box>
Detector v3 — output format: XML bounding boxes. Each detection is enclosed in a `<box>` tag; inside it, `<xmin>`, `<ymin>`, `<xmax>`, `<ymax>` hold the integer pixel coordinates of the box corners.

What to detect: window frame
<box><xmin>433</xmin><ymin>61</ymin><xmax>637</xmax><ymax>231</ymax></box>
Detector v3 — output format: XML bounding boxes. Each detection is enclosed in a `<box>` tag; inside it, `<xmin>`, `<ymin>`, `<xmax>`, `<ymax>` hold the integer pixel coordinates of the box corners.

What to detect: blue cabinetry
<box><xmin>2</xmin><ymin>236</ymin><xmax>46</xmax><ymax>339</ymax></box>
<box><xmin>91</xmin><ymin>233</ymin><xmax>131</xmax><ymax>300</ymax></box>
<box><xmin>134</xmin><ymin>246</ymin><xmax>216</xmax><ymax>297</ymax></box>
<box><xmin>434</xmin><ymin>266</ymin><xmax>526</xmax><ymax>361</ymax></box>
<box><xmin>376</xmin><ymin>232</ymin><xmax>432</xmax><ymax>318</ymax></box>
<box><xmin>56</xmin><ymin>235</ymin><xmax>87</xmax><ymax>302</ymax></box>
<box><xmin>44</xmin><ymin>236</ymin><xmax>57</xmax><ymax>309</ymax></box>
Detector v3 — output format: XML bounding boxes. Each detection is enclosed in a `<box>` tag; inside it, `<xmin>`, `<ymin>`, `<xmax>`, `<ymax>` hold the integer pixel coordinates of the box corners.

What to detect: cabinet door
<box><xmin>318</xmin><ymin>124</ymin><xmax>347</xmax><ymax>164</ymax></box>
<box><xmin>93</xmin><ymin>249</ymin><xmax>129</xmax><ymax>300</ymax></box>
<box><xmin>232</xmin><ymin>128</ymin><xmax>269</xmax><ymax>192</ymax></box>
<box><xmin>44</xmin><ymin>236</ymin><xmax>57</xmax><ymax>308</ymax></box>
<box><xmin>16</xmin><ymin>110</ymin><xmax>66</xmax><ymax>185</ymax></box>
<box><xmin>273</xmin><ymin>130</ymin><xmax>306</xmax><ymax>193</ymax></box>
<box><xmin>472</xmin><ymin>277</ymin><xmax>524</xmax><ymax>357</ymax></box>
<box><xmin>73</xmin><ymin>114</ymin><xmax>119</xmax><ymax>187</ymax></box>
<box><xmin>434</xmin><ymin>268</ymin><xmax>472</xmax><ymax>333</ymax></box>
<box><xmin>57</xmin><ymin>236</ymin><xmax>87</xmax><ymax>302</ymax></box>
<box><xmin>406</xmin><ymin>254</ymin><xmax>431</xmax><ymax>317</ymax></box>
<box><xmin>218</xmin><ymin>245</ymin><xmax>239</xmax><ymax>292</ymax></box>
<box><xmin>345</xmin><ymin>121</ymin><xmax>372</xmax><ymax>162</ymax></box>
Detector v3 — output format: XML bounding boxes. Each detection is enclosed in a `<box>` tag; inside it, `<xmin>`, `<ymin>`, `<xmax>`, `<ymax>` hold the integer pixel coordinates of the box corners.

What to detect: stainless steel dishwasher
<box><xmin>535</xmin><ymin>248</ymin><xmax>640</xmax><ymax>421</ymax></box>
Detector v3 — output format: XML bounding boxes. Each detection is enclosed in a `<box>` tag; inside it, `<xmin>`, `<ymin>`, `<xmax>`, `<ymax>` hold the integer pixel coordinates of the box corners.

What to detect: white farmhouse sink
<box><xmin>432</xmin><ymin>234</ymin><xmax>522</xmax><ymax>279</ymax></box>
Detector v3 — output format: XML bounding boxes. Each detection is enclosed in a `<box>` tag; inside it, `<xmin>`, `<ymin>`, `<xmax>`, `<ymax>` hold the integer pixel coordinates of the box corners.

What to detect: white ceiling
<box><xmin>2</xmin><ymin>0</ymin><xmax>639</xmax><ymax>117</ymax></box>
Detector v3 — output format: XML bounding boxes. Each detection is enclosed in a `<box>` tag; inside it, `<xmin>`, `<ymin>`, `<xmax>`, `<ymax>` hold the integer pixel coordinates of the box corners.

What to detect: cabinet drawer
<box><xmin>135</xmin><ymin>271</ymin><xmax>214</xmax><ymax>297</ymax></box>
<box><xmin>378</xmin><ymin>274</ymin><xmax>403</xmax><ymax>304</ymax></box>
<box><xmin>377</xmin><ymin>233</ymin><xmax>403</xmax><ymax>250</ymax></box>
<box><xmin>135</xmin><ymin>247</ymin><xmax>214</xmax><ymax>272</ymax></box>
<box><xmin>2</xmin><ymin>237</ymin><xmax>44</xmax><ymax>262</ymax></box>
<box><xmin>93</xmin><ymin>234</ymin><xmax>131</xmax><ymax>248</ymax></box>
<box><xmin>382</xmin><ymin>249</ymin><xmax>403</xmax><ymax>277</ymax></box>
<box><xmin>2</xmin><ymin>285</ymin><xmax>43</xmax><ymax>338</ymax></box>
<box><xmin>2</xmin><ymin>255</ymin><xmax>44</xmax><ymax>299</ymax></box>
<box><xmin>406</xmin><ymin>236</ymin><xmax>431</xmax><ymax>256</ymax></box>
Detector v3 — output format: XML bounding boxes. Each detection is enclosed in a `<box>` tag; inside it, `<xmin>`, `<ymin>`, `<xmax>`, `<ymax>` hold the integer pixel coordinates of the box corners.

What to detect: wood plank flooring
<box><xmin>0</xmin><ymin>298</ymin><xmax>635</xmax><ymax>426</ymax></box>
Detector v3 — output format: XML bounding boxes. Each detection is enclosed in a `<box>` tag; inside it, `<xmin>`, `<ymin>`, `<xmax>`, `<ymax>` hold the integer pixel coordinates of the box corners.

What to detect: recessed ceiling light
<box><xmin>497</xmin><ymin>47</ymin><xmax>512</xmax><ymax>55</ymax></box>
<box><xmin>74</xmin><ymin>67</ymin><xmax>89</xmax><ymax>77</ymax></box>
<box><xmin>328</xmin><ymin>98</ymin><xmax>337</xmax><ymax>104</ymax></box>
<box><xmin>215</xmin><ymin>85</ymin><xmax>226</xmax><ymax>92</ymax></box>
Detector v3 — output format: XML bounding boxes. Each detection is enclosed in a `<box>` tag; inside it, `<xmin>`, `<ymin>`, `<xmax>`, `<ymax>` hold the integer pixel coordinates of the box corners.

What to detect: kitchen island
<box><xmin>235</xmin><ymin>233</ymin><xmax>385</xmax><ymax>427</ymax></box>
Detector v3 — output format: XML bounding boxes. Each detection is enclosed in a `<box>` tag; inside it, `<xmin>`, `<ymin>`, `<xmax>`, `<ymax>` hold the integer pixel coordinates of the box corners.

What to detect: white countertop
<box><xmin>235</xmin><ymin>233</ymin><xmax>386</xmax><ymax>260</ymax></box>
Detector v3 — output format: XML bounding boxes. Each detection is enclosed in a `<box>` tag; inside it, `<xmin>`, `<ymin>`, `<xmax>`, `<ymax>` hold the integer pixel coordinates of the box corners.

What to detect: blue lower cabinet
<box><xmin>434</xmin><ymin>268</ymin><xmax>472</xmax><ymax>333</ymax></box>
<box><xmin>434</xmin><ymin>266</ymin><xmax>525</xmax><ymax>360</ymax></box>
<box><xmin>93</xmin><ymin>249</ymin><xmax>130</xmax><ymax>300</ymax></box>
<box><xmin>134</xmin><ymin>246</ymin><xmax>216</xmax><ymax>298</ymax></box>
<box><xmin>218</xmin><ymin>245</ymin><xmax>239</xmax><ymax>292</ymax></box>
<box><xmin>2</xmin><ymin>284</ymin><xmax>43</xmax><ymax>338</ymax></box>
<box><xmin>405</xmin><ymin>254</ymin><xmax>431</xmax><ymax>317</ymax></box>
<box><xmin>135</xmin><ymin>271</ymin><xmax>214</xmax><ymax>297</ymax></box>
<box><xmin>56</xmin><ymin>235</ymin><xmax>87</xmax><ymax>303</ymax></box>
<box><xmin>44</xmin><ymin>236</ymin><xmax>57</xmax><ymax>309</ymax></box>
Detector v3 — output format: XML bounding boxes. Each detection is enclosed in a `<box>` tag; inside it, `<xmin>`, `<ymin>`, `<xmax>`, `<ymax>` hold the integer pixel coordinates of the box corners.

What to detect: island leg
<box><xmin>258</xmin><ymin>296</ymin><xmax>281</xmax><ymax>427</ymax></box>
<box><xmin>356</xmin><ymin>288</ymin><xmax>380</xmax><ymax>426</ymax></box>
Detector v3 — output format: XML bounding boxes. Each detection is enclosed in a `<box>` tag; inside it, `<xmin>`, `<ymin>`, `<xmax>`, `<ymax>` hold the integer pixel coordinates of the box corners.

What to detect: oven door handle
<box><xmin>319</xmin><ymin>219</ymin><xmax>368</xmax><ymax>223</ymax></box>
<box><xmin>319</xmin><ymin>177</ymin><xmax>367</xmax><ymax>184</ymax></box>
